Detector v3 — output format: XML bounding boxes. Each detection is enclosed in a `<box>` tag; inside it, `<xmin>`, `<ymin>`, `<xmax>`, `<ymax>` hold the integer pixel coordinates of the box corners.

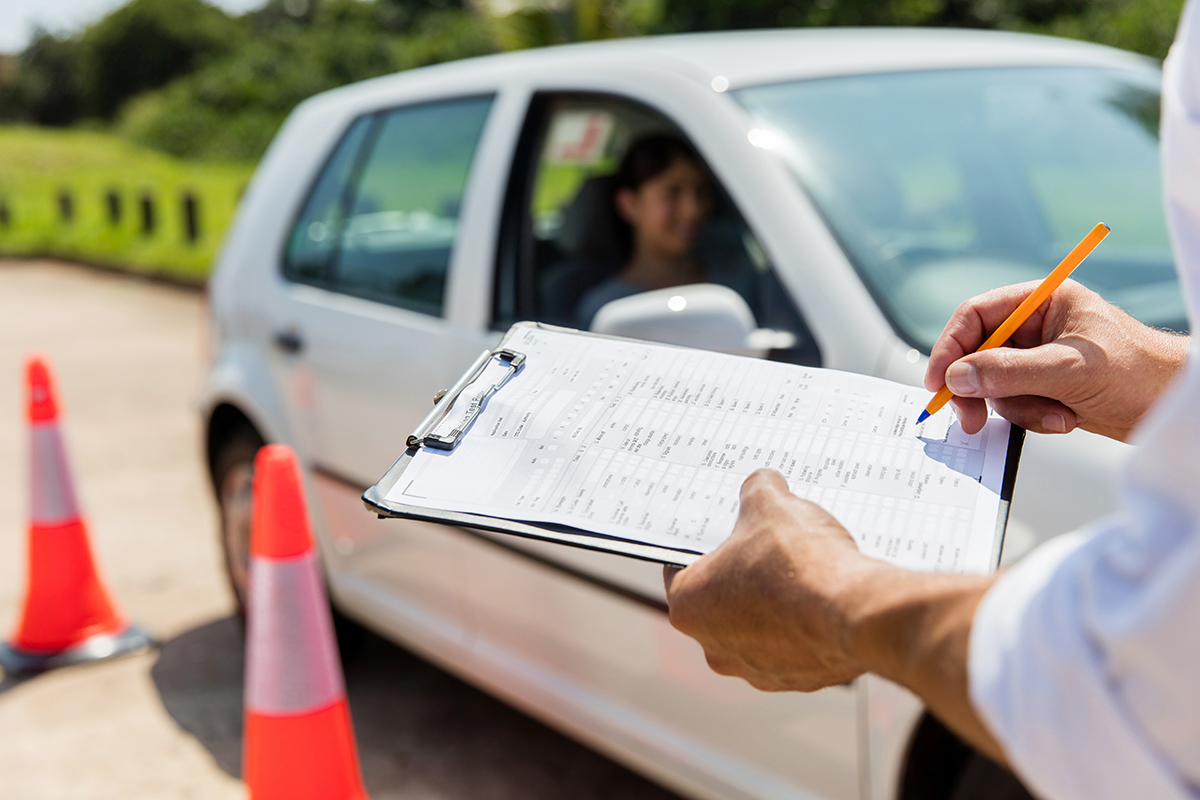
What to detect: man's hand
<box><xmin>926</xmin><ymin>280</ymin><xmax>1189</xmax><ymax>441</ymax></box>
<box><xmin>665</xmin><ymin>469</ymin><xmax>1006</xmax><ymax>762</ymax></box>
<box><xmin>664</xmin><ymin>469</ymin><xmax>881</xmax><ymax>691</ymax></box>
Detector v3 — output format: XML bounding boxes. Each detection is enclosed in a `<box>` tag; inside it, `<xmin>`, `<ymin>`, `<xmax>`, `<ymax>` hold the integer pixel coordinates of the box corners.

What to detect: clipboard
<box><xmin>363</xmin><ymin>322</ymin><xmax>1024</xmax><ymax>570</ymax></box>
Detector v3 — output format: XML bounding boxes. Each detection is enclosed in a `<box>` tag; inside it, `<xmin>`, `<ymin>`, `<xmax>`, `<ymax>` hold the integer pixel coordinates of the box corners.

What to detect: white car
<box><xmin>202</xmin><ymin>28</ymin><xmax>1180</xmax><ymax>800</ymax></box>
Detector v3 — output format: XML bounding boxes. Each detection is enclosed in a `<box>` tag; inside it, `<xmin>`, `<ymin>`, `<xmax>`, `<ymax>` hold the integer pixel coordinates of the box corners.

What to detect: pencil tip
<box><xmin>917</xmin><ymin>410</ymin><xmax>930</xmax><ymax>424</ymax></box>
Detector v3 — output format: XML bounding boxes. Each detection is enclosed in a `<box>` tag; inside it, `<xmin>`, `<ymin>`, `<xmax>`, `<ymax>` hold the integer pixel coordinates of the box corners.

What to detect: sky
<box><xmin>2</xmin><ymin>0</ymin><xmax>267</xmax><ymax>53</ymax></box>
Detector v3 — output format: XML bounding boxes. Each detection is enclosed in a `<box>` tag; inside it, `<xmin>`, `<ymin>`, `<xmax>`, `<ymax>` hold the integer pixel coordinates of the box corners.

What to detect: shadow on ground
<box><xmin>0</xmin><ymin>674</ymin><xmax>30</xmax><ymax>697</ymax></box>
<box><xmin>150</xmin><ymin>616</ymin><xmax>245</xmax><ymax>777</ymax></box>
<box><xmin>151</xmin><ymin>615</ymin><xmax>682</xmax><ymax>800</ymax></box>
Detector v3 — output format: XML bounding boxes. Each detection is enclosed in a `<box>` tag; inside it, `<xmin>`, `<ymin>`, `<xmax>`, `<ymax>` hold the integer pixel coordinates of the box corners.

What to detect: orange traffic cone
<box><xmin>243</xmin><ymin>444</ymin><xmax>367</xmax><ymax>800</ymax></box>
<box><xmin>0</xmin><ymin>355</ymin><xmax>154</xmax><ymax>675</ymax></box>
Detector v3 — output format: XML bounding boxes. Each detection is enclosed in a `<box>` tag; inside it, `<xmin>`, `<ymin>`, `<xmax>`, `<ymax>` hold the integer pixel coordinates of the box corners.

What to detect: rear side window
<box><xmin>286</xmin><ymin>116</ymin><xmax>373</xmax><ymax>282</ymax></box>
<box><xmin>284</xmin><ymin>96</ymin><xmax>494</xmax><ymax>315</ymax></box>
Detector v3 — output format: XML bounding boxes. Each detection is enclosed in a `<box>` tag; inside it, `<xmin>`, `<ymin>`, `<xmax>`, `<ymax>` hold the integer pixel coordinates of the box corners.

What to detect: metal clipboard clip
<box><xmin>406</xmin><ymin>348</ymin><xmax>526</xmax><ymax>451</ymax></box>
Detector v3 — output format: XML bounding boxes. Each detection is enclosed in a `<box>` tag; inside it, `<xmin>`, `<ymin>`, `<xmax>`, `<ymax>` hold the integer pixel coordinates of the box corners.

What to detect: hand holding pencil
<box><xmin>919</xmin><ymin>223</ymin><xmax>1111</xmax><ymax>425</ymax></box>
<box><xmin>921</xmin><ymin>224</ymin><xmax>1188</xmax><ymax>442</ymax></box>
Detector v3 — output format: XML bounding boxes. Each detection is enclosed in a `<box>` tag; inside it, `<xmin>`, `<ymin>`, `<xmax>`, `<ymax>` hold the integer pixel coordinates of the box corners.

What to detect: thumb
<box><xmin>945</xmin><ymin>343</ymin><xmax>1080</xmax><ymax>403</ymax></box>
<box><xmin>738</xmin><ymin>469</ymin><xmax>791</xmax><ymax>513</ymax></box>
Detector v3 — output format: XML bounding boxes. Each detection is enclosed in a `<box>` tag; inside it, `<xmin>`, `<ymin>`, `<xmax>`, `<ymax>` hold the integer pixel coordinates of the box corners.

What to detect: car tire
<box><xmin>212</xmin><ymin>426</ymin><xmax>264</xmax><ymax>618</ymax></box>
<box><xmin>902</xmin><ymin>713</ymin><xmax>1036</xmax><ymax>800</ymax></box>
<box><xmin>949</xmin><ymin>754</ymin><xmax>1037</xmax><ymax>800</ymax></box>
<box><xmin>211</xmin><ymin>425</ymin><xmax>368</xmax><ymax>659</ymax></box>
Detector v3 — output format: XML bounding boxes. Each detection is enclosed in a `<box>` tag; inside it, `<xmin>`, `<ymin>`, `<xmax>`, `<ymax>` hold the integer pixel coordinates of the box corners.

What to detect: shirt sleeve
<box><xmin>969</xmin><ymin>506</ymin><xmax>1200</xmax><ymax>800</ymax></box>
<box><xmin>968</xmin><ymin>4</ymin><xmax>1200</xmax><ymax>796</ymax></box>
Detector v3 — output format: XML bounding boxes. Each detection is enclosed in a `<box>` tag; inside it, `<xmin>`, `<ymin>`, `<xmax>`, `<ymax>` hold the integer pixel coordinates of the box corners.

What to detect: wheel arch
<box><xmin>205</xmin><ymin>402</ymin><xmax>268</xmax><ymax>491</ymax></box>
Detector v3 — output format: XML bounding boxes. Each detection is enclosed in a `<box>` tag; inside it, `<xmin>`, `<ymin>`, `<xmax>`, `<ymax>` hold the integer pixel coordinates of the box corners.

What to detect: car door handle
<box><xmin>273</xmin><ymin>329</ymin><xmax>305</xmax><ymax>354</ymax></box>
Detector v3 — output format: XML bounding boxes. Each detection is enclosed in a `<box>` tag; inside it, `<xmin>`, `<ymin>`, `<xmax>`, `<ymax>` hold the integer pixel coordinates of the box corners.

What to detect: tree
<box><xmin>655</xmin><ymin>0</ymin><xmax>1094</xmax><ymax>32</ymax></box>
<box><xmin>492</xmin><ymin>0</ymin><xmax>663</xmax><ymax>49</ymax></box>
<box><xmin>652</xmin><ymin>0</ymin><xmax>1185</xmax><ymax>59</ymax></box>
<box><xmin>79</xmin><ymin>0</ymin><xmax>245</xmax><ymax>119</ymax></box>
<box><xmin>0</xmin><ymin>31</ymin><xmax>84</xmax><ymax>125</ymax></box>
<box><xmin>120</xmin><ymin>3</ymin><xmax>498</xmax><ymax>160</ymax></box>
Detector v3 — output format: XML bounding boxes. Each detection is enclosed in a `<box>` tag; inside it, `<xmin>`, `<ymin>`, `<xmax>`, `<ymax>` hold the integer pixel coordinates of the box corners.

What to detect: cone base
<box><xmin>0</xmin><ymin>624</ymin><xmax>155</xmax><ymax>676</ymax></box>
<box><xmin>245</xmin><ymin>701</ymin><xmax>368</xmax><ymax>800</ymax></box>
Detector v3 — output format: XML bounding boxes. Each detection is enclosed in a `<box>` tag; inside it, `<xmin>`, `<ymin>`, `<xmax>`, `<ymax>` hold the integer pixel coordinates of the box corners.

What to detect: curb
<box><xmin>0</xmin><ymin>255</ymin><xmax>207</xmax><ymax>293</ymax></box>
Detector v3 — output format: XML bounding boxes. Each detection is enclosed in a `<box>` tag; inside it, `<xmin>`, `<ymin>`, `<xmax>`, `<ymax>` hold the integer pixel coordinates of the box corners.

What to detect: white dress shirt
<box><xmin>969</xmin><ymin>4</ymin><xmax>1200</xmax><ymax>798</ymax></box>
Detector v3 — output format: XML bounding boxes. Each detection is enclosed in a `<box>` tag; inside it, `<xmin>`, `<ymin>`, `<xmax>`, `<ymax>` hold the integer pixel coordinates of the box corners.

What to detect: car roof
<box><xmin>337</xmin><ymin>27</ymin><xmax>1155</xmax><ymax>98</ymax></box>
<box><xmin>542</xmin><ymin>27</ymin><xmax>1157</xmax><ymax>86</ymax></box>
<box><xmin>300</xmin><ymin>27</ymin><xmax>1159</xmax><ymax>120</ymax></box>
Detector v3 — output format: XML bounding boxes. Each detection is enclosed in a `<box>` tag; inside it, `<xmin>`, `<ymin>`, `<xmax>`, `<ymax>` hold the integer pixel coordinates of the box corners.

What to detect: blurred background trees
<box><xmin>657</xmin><ymin>0</ymin><xmax>1186</xmax><ymax>58</ymax></box>
<box><xmin>0</xmin><ymin>0</ymin><xmax>1188</xmax><ymax>162</ymax></box>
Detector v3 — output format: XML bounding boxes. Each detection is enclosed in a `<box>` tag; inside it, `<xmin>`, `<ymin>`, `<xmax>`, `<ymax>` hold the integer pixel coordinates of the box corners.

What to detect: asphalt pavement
<box><xmin>0</xmin><ymin>259</ymin><xmax>681</xmax><ymax>800</ymax></box>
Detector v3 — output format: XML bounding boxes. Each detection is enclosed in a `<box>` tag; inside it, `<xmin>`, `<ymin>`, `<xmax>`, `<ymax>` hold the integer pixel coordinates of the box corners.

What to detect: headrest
<box><xmin>555</xmin><ymin>174</ymin><xmax>622</xmax><ymax>259</ymax></box>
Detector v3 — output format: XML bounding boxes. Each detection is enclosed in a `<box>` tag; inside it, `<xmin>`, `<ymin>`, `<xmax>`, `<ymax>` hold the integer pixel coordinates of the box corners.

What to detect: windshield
<box><xmin>736</xmin><ymin>66</ymin><xmax>1184</xmax><ymax>351</ymax></box>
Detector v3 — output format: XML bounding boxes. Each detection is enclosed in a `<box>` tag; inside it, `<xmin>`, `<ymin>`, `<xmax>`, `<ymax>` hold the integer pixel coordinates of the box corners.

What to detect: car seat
<box><xmin>537</xmin><ymin>175</ymin><xmax>624</xmax><ymax>327</ymax></box>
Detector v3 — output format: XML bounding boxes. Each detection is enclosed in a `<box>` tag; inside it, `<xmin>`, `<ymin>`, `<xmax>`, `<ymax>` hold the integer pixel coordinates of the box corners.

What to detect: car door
<box><xmin>263</xmin><ymin>95</ymin><xmax>499</xmax><ymax>655</ymax></box>
<box><xmin>458</xmin><ymin>89</ymin><xmax>861</xmax><ymax>800</ymax></box>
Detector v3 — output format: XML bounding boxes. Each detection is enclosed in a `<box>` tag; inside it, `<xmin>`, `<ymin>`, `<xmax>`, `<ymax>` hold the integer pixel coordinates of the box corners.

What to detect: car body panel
<box><xmin>460</xmin><ymin>534</ymin><xmax>858</xmax><ymax>800</ymax></box>
<box><xmin>200</xmin><ymin>340</ymin><xmax>291</xmax><ymax>451</ymax></box>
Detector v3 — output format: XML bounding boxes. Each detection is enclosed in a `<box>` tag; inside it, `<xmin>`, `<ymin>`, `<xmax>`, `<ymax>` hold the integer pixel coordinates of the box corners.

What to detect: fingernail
<box><xmin>945</xmin><ymin>362</ymin><xmax>979</xmax><ymax>396</ymax></box>
<box><xmin>1043</xmin><ymin>413</ymin><xmax>1067</xmax><ymax>433</ymax></box>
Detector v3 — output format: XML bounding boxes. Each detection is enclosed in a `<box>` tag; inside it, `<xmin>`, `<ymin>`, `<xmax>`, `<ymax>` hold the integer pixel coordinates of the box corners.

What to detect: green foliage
<box><xmin>493</xmin><ymin>0</ymin><xmax>663</xmax><ymax>48</ymax></box>
<box><xmin>653</xmin><ymin>0</ymin><xmax>1186</xmax><ymax>58</ymax></box>
<box><xmin>0</xmin><ymin>32</ymin><xmax>85</xmax><ymax>125</ymax></box>
<box><xmin>1016</xmin><ymin>0</ymin><xmax>1187</xmax><ymax>60</ymax></box>
<box><xmin>656</xmin><ymin>0</ymin><xmax>1095</xmax><ymax>30</ymax></box>
<box><xmin>0</xmin><ymin>0</ymin><xmax>242</xmax><ymax>125</ymax></box>
<box><xmin>119</xmin><ymin>5</ymin><xmax>498</xmax><ymax>160</ymax></box>
<box><xmin>80</xmin><ymin>0</ymin><xmax>245</xmax><ymax>119</ymax></box>
<box><xmin>0</xmin><ymin>125</ymin><xmax>253</xmax><ymax>282</ymax></box>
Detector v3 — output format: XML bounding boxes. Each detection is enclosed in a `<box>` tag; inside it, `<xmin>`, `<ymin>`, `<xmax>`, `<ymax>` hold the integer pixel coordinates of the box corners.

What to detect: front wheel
<box><xmin>210</xmin><ymin>426</ymin><xmax>368</xmax><ymax>656</ymax></box>
<box><xmin>212</xmin><ymin>427</ymin><xmax>264</xmax><ymax>617</ymax></box>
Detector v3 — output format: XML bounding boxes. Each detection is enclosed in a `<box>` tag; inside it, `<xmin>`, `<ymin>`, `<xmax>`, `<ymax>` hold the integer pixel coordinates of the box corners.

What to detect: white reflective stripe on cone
<box><xmin>30</xmin><ymin>424</ymin><xmax>80</xmax><ymax>525</ymax></box>
<box><xmin>245</xmin><ymin>550</ymin><xmax>345</xmax><ymax>715</ymax></box>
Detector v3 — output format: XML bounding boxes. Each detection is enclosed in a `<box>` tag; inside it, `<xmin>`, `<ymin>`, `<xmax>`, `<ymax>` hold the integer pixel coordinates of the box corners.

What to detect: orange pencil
<box><xmin>917</xmin><ymin>222</ymin><xmax>1111</xmax><ymax>424</ymax></box>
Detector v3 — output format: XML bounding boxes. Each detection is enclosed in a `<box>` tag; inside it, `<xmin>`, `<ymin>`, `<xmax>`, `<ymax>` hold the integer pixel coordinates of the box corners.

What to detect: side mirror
<box><xmin>589</xmin><ymin>284</ymin><xmax>795</xmax><ymax>357</ymax></box>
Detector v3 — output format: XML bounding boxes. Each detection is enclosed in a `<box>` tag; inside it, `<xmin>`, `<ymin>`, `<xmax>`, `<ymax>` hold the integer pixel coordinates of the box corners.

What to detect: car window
<box><xmin>736</xmin><ymin>66</ymin><xmax>1184</xmax><ymax>351</ymax></box>
<box><xmin>284</xmin><ymin>96</ymin><xmax>494</xmax><ymax>315</ymax></box>
<box><xmin>284</xmin><ymin>115</ymin><xmax>374</xmax><ymax>283</ymax></box>
<box><xmin>498</xmin><ymin>93</ymin><xmax>820</xmax><ymax>366</ymax></box>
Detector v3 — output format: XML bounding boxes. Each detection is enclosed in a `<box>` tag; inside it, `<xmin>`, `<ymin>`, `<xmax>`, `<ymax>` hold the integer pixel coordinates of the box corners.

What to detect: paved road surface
<box><xmin>0</xmin><ymin>259</ymin><xmax>683</xmax><ymax>800</ymax></box>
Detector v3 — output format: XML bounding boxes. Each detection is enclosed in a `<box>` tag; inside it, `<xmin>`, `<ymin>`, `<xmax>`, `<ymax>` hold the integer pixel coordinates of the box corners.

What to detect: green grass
<box><xmin>532</xmin><ymin>160</ymin><xmax>615</xmax><ymax>219</ymax></box>
<box><xmin>0</xmin><ymin>125</ymin><xmax>256</xmax><ymax>284</ymax></box>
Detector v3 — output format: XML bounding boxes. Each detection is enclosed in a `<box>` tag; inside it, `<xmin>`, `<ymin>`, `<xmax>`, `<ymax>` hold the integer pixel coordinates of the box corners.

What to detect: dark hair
<box><xmin>609</xmin><ymin>134</ymin><xmax>704</xmax><ymax>258</ymax></box>
<box><xmin>613</xmin><ymin>134</ymin><xmax>702</xmax><ymax>192</ymax></box>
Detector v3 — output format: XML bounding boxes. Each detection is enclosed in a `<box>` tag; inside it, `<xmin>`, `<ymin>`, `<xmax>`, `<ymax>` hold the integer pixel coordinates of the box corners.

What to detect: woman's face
<box><xmin>616</xmin><ymin>157</ymin><xmax>713</xmax><ymax>260</ymax></box>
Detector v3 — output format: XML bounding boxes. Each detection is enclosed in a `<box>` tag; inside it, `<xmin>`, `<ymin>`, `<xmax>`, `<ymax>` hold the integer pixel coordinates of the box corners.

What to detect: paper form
<box><xmin>387</xmin><ymin>327</ymin><xmax>1014</xmax><ymax>575</ymax></box>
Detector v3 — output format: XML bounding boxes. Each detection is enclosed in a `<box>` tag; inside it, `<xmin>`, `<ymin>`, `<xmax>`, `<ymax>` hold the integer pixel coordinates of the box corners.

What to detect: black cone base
<box><xmin>0</xmin><ymin>625</ymin><xmax>156</xmax><ymax>676</ymax></box>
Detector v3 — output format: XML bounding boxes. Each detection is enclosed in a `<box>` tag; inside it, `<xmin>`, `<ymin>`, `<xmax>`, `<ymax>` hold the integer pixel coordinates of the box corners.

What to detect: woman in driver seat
<box><xmin>576</xmin><ymin>135</ymin><xmax>720</xmax><ymax>329</ymax></box>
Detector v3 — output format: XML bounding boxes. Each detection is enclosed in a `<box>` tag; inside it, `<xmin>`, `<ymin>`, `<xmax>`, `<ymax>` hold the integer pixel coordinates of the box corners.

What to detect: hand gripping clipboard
<box><xmin>362</xmin><ymin>323</ymin><xmax>712</xmax><ymax>566</ymax></box>
<box><xmin>362</xmin><ymin>322</ymin><xmax>1024</xmax><ymax>571</ymax></box>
